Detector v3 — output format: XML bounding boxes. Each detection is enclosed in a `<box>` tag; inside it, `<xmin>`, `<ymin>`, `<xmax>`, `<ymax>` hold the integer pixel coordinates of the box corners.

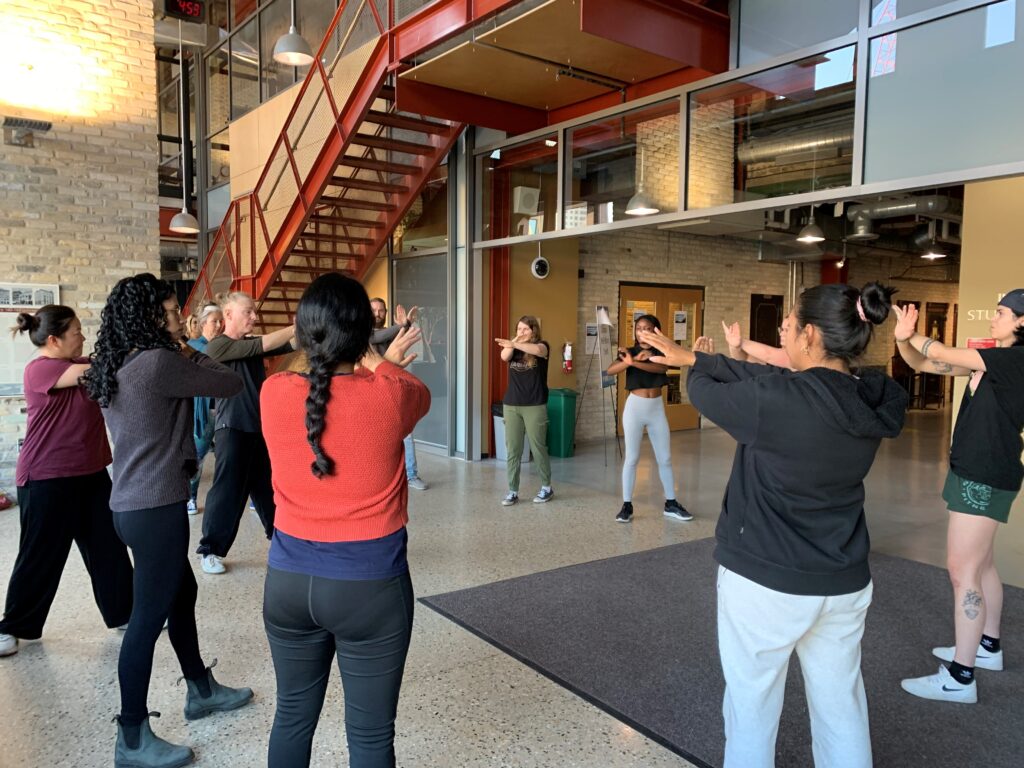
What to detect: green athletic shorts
<box><xmin>942</xmin><ymin>470</ymin><xmax>1017</xmax><ymax>524</ymax></box>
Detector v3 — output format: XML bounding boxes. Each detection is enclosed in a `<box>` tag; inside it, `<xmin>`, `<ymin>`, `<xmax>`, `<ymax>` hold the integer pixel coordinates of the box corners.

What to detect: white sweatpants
<box><xmin>621</xmin><ymin>393</ymin><xmax>676</xmax><ymax>502</ymax></box>
<box><xmin>717</xmin><ymin>566</ymin><xmax>873</xmax><ymax>768</ymax></box>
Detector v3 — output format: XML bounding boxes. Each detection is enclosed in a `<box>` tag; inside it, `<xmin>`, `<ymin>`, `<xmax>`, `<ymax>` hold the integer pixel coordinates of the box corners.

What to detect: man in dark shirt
<box><xmin>370</xmin><ymin>297</ymin><xmax>429</xmax><ymax>492</ymax></box>
<box><xmin>195</xmin><ymin>292</ymin><xmax>295</xmax><ymax>574</ymax></box>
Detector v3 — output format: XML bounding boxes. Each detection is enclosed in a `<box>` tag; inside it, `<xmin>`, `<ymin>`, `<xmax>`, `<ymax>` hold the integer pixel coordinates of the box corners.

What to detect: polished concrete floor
<box><xmin>1</xmin><ymin>406</ymin><xmax>1021</xmax><ymax>767</ymax></box>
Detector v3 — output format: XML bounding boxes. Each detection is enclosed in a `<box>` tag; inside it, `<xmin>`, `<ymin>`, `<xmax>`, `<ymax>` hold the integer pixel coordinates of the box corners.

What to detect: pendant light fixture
<box><xmin>796</xmin><ymin>147</ymin><xmax>824</xmax><ymax>243</ymax></box>
<box><xmin>169</xmin><ymin>20</ymin><xmax>199</xmax><ymax>235</ymax></box>
<box><xmin>273</xmin><ymin>0</ymin><xmax>314</xmax><ymax>66</ymax></box>
<box><xmin>626</xmin><ymin>147</ymin><xmax>659</xmax><ymax>216</ymax></box>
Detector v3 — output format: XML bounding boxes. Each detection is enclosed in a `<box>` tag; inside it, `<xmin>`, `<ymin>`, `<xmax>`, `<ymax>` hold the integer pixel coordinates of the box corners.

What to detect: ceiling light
<box><xmin>797</xmin><ymin>215</ymin><xmax>825</xmax><ymax>243</ymax></box>
<box><xmin>273</xmin><ymin>0</ymin><xmax>314</xmax><ymax>66</ymax></box>
<box><xmin>169</xmin><ymin>21</ymin><xmax>198</xmax><ymax>236</ymax></box>
<box><xmin>544</xmin><ymin>139</ymin><xmax>557</xmax><ymax>147</ymax></box>
<box><xmin>921</xmin><ymin>250</ymin><xmax>946</xmax><ymax>260</ymax></box>
<box><xmin>626</xmin><ymin>147</ymin><xmax>659</xmax><ymax>216</ymax></box>
<box><xmin>170</xmin><ymin>208</ymin><xmax>200</xmax><ymax>234</ymax></box>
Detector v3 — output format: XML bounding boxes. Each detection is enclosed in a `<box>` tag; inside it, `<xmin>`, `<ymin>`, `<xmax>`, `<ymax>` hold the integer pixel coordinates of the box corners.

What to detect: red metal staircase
<box><xmin>185</xmin><ymin>1</ymin><xmax>465</xmax><ymax>329</ymax></box>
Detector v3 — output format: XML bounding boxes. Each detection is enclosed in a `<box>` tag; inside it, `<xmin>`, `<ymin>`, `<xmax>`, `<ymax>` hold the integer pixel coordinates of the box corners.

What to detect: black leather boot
<box><xmin>183</xmin><ymin>661</ymin><xmax>254</xmax><ymax>721</ymax></box>
<box><xmin>114</xmin><ymin>712</ymin><xmax>194</xmax><ymax>768</ymax></box>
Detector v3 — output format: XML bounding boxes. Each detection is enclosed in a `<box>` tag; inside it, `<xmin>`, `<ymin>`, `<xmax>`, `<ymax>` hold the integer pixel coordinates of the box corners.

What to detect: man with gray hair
<box><xmin>195</xmin><ymin>292</ymin><xmax>295</xmax><ymax>574</ymax></box>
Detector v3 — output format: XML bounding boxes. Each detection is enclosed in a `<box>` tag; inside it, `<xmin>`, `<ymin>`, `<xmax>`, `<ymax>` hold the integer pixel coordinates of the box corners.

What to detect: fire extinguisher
<box><xmin>562</xmin><ymin>342</ymin><xmax>573</xmax><ymax>373</ymax></box>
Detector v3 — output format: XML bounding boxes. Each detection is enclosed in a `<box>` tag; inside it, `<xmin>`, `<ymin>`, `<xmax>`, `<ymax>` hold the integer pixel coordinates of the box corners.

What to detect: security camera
<box><xmin>531</xmin><ymin>256</ymin><xmax>550</xmax><ymax>279</ymax></box>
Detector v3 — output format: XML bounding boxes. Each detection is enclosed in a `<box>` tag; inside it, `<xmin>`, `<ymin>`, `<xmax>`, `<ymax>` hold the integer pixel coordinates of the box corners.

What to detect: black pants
<box><xmin>197</xmin><ymin>427</ymin><xmax>275</xmax><ymax>557</ymax></box>
<box><xmin>263</xmin><ymin>567</ymin><xmax>414</xmax><ymax>768</ymax></box>
<box><xmin>0</xmin><ymin>471</ymin><xmax>133</xmax><ymax>639</ymax></box>
<box><xmin>113</xmin><ymin>502</ymin><xmax>206</xmax><ymax>726</ymax></box>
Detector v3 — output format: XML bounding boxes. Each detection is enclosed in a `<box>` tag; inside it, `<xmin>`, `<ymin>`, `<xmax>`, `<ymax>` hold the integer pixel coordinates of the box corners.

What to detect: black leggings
<box><xmin>0</xmin><ymin>471</ymin><xmax>132</xmax><ymax>639</ymax></box>
<box><xmin>263</xmin><ymin>567</ymin><xmax>414</xmax><ymax>768</ymax></box>
<box><xmin>113</xmin><ymin>502</ymin><xmax>207</xmax><ymax>726</ymax></box>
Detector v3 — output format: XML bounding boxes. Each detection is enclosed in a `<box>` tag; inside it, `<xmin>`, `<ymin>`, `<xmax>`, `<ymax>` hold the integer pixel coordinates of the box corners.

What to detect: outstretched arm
<box><xmin>893</xmin><ymin>304</ymin><xmax>976</xmax><ymax>376</ymax></box>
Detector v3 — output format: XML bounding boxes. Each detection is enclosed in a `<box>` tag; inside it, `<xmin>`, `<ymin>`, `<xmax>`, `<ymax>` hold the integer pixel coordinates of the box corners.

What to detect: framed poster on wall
<box><xmin>0</xmin><ymin>283</ymin><xmax>61</xmax><ymax>397</ymax></box>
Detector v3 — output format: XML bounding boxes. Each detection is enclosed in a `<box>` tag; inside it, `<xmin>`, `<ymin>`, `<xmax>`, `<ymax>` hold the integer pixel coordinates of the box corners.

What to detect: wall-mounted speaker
<box><xmin>512</xmin><ymin>186</ymin><xmax>540</xmax><ymax>215</ymax></box>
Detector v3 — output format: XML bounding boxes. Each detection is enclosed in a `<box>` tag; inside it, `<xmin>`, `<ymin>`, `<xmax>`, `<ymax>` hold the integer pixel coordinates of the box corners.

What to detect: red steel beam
<box><xmin>392</xmin><ymin>0</ymin><xmax>523</xmax><ymax>63</ymax></box>
<box><xmin>396</xmin><ymin>79</ymin><xmax>547</xmax><ymax>135</ymax></box>
<box><xmin>580</xmin><ymin>0</ymin><xmax>729</xmax><ymax>74</ymax></box>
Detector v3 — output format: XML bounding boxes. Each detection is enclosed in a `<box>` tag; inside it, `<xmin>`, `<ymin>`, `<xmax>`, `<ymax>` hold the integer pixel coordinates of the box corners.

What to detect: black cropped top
<box><xmin>624</xmin><ymin>345</ymin><xmax>669</xmax><ymax>391</ymax></box>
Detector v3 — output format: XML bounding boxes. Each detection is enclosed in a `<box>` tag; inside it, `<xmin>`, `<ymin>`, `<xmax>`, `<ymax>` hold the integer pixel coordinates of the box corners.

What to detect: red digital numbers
<box><xmin>164</xmin><ymin>0</ymin><xmax>204</xmax><ymax>21</ymax></box>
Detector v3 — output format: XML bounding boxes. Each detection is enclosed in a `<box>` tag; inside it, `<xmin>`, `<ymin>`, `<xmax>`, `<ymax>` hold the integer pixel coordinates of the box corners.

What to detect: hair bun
<box><xmin>14</xmin><ymin>313</ymin><xmax>37</xmax><ymax>333</ymax></box>
<box><xmin>859</xmin><ymin>282</ymin><xmax>898</xmax><ymax>326</ymax></box>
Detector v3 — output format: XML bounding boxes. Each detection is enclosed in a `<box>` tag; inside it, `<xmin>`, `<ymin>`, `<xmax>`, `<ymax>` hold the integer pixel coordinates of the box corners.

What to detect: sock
<box><xmin>542</xmin><ymin>486</ymin><xmax>551</xmax><ymax>492</ymax></box>
<box><xmin>981</xmin><ymin>634</ymin><xmax>1001</xmax><ymax>653</ymax></box>
<box><xmin>118</xmin><ymin>718</ymin><xmax>143</xmax><ymax>750</ymax></box>
<box><xmin>188</xmin><ymin>671</ymin><xmax>212</xmax><ymax>697</ymax></box>
<box><xmin>948</xmin><ymin>661</ymin><xmax>975</xmax><ymax>685</ymax></box>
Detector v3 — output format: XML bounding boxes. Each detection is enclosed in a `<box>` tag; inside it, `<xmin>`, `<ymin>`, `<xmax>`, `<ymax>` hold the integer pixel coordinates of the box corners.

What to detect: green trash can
<box><xmin>547</xmin><ymin>388</ymin><xmax>578</xmax><ymax>458</ymax></box>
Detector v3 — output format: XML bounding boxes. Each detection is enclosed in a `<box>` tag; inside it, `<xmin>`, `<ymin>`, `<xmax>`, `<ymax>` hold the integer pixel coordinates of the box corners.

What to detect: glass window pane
<box><xmin>232</xmin><ymin>0</ymin><xmax>258</xmax><ymax>27</ymax></box>
<box><xmin>565</xmin><ymin>100</ymin><xmax>679</xmax><ymax>227</ymax></box>
<box><xmin>871</xmin><ymin>0</ymin><xmax>950</xmax><ymax>25</ymax></box>
<box><xmin>739</xmin><ymin>0</ymin><xmax>859</xmax><ymax>66</ymax></box>
<box><xmin>209</xmin><ymin>0</ymin><xmax>229</xmax><ymax>32</ymax></box>
<box><xmin>208</xmin><ymin>129</ymin><xmax>230</xmax><ymax>186</ymax></box>
<box><xmin>297</xmin><ymin>0</ymin><xmax>336</xmax><ymax>66</ymax></box>
<box><xmin>688</xmin><ymin>45</ymin><xmax>856</xmax><ymax>208</ymax></box>
<box><xmin>231</xmin><ymin>16</ymin><xmax>259</xmax><ymax>119</ymax></box>
<box><xmin>478</xmin><ymin>135</ymin><xmax>557</xmax><ymax>241</ymax></box>
<box><xmin>394</xmin><ymin>254</ymin><xmax>448</xmax><ymax>448</ymax></box>
<box><xmin>394</xmin><ymin>163</ymin><xmax>448</xmax><ymax>253</ymax></box>
<box><xmin>865</xmin><ymin>2</ymin><xmax>1024</xmax><ymax>181</ymax></box>
<box><xmin>262</xmin><ymin>0</ymin><xmax>298</xmax><ymax>100</ymax></box>
<box><xmin>206</xmin><ymin>182</ymin><xmax>232</xmax><ymax>232</ymax></box>
<box><xmin>207</xmin><ymin>44</ymin><xmax>230</xmax><ymax>134</ymax></box>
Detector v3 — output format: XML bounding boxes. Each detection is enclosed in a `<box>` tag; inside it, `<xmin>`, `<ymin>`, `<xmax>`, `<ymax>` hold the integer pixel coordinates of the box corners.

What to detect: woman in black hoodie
<box><xmin>640</xmin><ymin>283</ymin><xmax>908</xmax><ymax>768</ymax></box>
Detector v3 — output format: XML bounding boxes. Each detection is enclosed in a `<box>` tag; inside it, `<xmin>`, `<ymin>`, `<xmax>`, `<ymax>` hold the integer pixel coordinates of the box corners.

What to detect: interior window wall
<box><xmin>479</xmin><ymin>135</ymin><xmax>558</xmax><ymax>241</ymax></box>
<box><xmin>738</xmin><ymin>0</ymin><xmax>859</xmax><ymax>67</ymax></box>
<box><xmin>687</xmin><ymin>45</ymin><xmax>856</xmax><ymax>207</ymax></box>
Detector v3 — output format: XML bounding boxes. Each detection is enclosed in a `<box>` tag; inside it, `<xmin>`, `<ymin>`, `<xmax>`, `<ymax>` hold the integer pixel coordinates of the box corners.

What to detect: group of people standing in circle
<box><xmin>0</xmin><ymin>267</ymin><xmax>1021</xmax><ymax>768</ymax></box>
<box><xmin>0</xmin><ymin>272</ymin><xmax>429</xmax><ymax>768</ymax></box>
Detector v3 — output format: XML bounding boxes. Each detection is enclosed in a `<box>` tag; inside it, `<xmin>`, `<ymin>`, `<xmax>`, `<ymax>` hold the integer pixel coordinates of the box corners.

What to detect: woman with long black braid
<box><xmin>85</xmin><ymin>273</ymin><xmax>252</xmax><ymax>768</ymax></box>
<box><xmin>261</xmin><ymin>273</ymin><xmax>428</xmax><ymax>768</ymax></box>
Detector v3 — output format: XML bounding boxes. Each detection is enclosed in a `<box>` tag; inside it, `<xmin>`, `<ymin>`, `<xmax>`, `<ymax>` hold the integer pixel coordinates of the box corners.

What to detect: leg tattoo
<box><xmin>962</xmin><ymin>589</ymin><xmax>982</xmax><ymax>620</ymax></box>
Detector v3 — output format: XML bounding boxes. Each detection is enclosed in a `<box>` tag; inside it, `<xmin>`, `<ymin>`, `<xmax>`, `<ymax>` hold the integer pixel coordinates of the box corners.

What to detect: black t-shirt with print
<box><xmin>504</xmin><ymin>341</ymin><xmax>549</xmax><ymax>407</ymax></box>
<box><xmin>624</xmin><ymin>345</ymin><xmax>669</xmax><ymax>391</ymax></box>
<box><xmin>949</xmin><ymin>345</ymin><xmax>1024</xmax><ymax>491</ymax></box>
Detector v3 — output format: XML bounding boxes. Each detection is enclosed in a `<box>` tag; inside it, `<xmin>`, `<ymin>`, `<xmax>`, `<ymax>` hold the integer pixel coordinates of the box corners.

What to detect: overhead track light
<box><xmin>797</xmin><ymin>206</ymin><xmax>825</xmax><ymax>243</ymax></box>
<box><xmin>273</xmin><ymin>0</ymin><xmax>314</xmax><ymax>66</ymax></box>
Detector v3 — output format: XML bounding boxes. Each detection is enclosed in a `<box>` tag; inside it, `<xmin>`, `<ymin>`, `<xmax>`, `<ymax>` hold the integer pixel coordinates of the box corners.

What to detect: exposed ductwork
<box><xmin>736</xmin><ymin>124</ymin><xmax>854</xmax><ymax>164</ymax></box>
<box><xmin>845</xmin><ymin>195</ymin><xmax>963</xmax><ymax>241</ymax></box>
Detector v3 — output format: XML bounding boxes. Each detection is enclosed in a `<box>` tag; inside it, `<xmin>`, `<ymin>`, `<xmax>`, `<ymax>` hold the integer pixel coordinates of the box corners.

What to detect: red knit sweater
<box><xmin>261</xmin><ymin>363</ymin><xmax>431</xmax><ymax>542</ymax></box>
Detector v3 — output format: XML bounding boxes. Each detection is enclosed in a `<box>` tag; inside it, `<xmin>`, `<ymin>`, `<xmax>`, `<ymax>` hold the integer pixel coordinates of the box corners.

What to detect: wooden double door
<box><xmin>617</xmin><ymin>283</ymin><xmax>704</xmax><ymax>433</ymax></box>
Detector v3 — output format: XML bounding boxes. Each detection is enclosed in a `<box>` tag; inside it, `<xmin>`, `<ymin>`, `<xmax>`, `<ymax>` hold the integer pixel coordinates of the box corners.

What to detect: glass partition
<box><xmin>394</xmin><ymin>253</ymin><xmax>449</xmax><ymax>449</ymax></box>
<box><xmin>871</xmin><ymin>0</ymin><xmax>952</xmax><ymax>25</ymax></box>
<box><xmin>207</xmin><ymin>44</ymin><xmax>230</xmax><ymax>134</ymax></box>
<box><xmin>479</xmin><ymin>134</ymin><xmax>558</xmax><ymax>240</ymax></box>
<box><xmin>739</xmin><ymin>0</ymin><xmax>859</xmax><ymax>66</ymax></box>
<box><xmin>231</xmin><ymin>16</ymin><xmax>259</xmax><ymax>120</ymax></box>
<box><xmin>261</xmin><ymin>0</ymin><xmax>297</xmax><ymax>100</ymax></box>
<box><xmin>687</xmin><ymin>45</ymin><xmax>856</xmax><ymax>207</ymax></box>
<box><xmin>865</xmin><ymin>1</ymin><xmax>1023</xmax><ymax>181</ymax></box>
<box><xmin>394</xmin><ymin>162</ymin><xmax>448</xmax><ymax>253</ymax></box>
<box><xmin>564</xmin><ymin>100</ymin><xmax>679</xmax><ymax>227</ymax></box>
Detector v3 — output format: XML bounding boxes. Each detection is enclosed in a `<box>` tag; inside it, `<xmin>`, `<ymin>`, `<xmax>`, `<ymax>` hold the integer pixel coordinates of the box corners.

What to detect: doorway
<box><xmin>750</xmin><ymin>294</ymin><xmax>784</xmax><ymax>347</ymax></box>
<box><xmin>617</xmin><ymin>283</ymin><xmax>704</xmax><ymax>433</ymax></box>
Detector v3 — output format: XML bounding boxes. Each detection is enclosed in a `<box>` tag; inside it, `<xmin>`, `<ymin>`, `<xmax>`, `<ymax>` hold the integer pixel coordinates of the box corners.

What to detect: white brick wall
<box><xmin>0</xmin><ymin>0</ymin><xmax>160</xmax><ymax>490</ymax></box>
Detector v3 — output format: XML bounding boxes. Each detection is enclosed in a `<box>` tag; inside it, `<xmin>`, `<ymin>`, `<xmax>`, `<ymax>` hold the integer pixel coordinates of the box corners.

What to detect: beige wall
<box><xmin>362</xmin><ymin>254</ymin><xmax>389</xmax><ymax>308</ymax></box>
<box><xmin>509</xmin><ymin>239</ymin><xmax>579</xmax><ymax>393</ymax></box>
<box><xmin>0</xmin><ymin>0</ymin><xmax>161</xmax><ymax>488</ymax></box>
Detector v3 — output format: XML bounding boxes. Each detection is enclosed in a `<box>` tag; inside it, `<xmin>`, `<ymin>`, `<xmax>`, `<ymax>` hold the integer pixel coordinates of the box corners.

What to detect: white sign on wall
<box><xmin>0</xmin><ymin>283</ymin><xmax>61</xmax><ymax>397</ymax></box>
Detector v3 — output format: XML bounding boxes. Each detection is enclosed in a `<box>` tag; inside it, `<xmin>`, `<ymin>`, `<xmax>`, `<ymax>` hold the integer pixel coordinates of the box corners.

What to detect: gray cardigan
<box><xmin>104</xmin><ymin>348</ymin><xmax>242</xmax><ymax>512</ymax></box>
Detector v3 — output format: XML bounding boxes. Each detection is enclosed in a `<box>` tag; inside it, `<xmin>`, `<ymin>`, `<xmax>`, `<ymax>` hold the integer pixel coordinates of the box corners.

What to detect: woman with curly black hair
<box><xmin>85</xmin><ymin>273</ymin><xmax>253</xmax><ymax>768</ymax></box>
<box><xmin>260</xmin><ymin>273</ymin><xmax>429</xmax><ymax>768</ymax></box>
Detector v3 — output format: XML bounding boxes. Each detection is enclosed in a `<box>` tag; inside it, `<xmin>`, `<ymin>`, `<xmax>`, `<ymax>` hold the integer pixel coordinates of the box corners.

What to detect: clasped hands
<box><xmin>635</xmin><ymin>327</ymin><xmax>714</xmax><ymax>367</ymax></box>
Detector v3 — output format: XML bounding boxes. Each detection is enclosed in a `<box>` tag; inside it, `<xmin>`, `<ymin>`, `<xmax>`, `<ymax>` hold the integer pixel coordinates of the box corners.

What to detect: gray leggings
<box><xmin>622</xmin><ymin>393</ymin><xmax>676</xmax><ymax>502</ymax></box>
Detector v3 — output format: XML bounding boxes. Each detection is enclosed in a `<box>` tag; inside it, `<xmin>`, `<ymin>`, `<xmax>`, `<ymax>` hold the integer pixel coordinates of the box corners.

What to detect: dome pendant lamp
<box><xmin>626</xmin><ymin>147</ymin><xmax>659</xmax><ymax>216</ymax></box>
<box><xmin>273</xmin><ymin>0</ymin><xmax>315</xmax><ymax>66</ymax></box>
<box><xmin>169</xmin><ymin>20</ymin><xmax>199</xmax><ymax>235</ymax></box>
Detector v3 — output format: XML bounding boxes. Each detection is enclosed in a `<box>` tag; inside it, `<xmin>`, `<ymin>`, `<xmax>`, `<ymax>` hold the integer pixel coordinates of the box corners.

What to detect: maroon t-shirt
<box><xmin>15</xmin><ymin>356</ymin><xmax>112</xmax><ymax>486</ymax></box>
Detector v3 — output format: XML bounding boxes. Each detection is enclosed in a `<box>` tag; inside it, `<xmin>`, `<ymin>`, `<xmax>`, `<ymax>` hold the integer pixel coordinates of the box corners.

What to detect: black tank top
<box><xmin>624</xmin><ymin>345</ymin><xmax>669</xmax><ymax>391</ymax></box>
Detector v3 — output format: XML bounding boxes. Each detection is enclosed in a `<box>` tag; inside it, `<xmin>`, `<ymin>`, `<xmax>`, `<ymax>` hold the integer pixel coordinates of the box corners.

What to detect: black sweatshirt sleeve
<box><xmin>692</xmin><ymin>352</ymin><xmax>791</xmax><ymax>383</ymax></box>
<box><xmin>687</xmin><ymin>365</ymin><xmax>760</xmax><ymax>444</ymax></box>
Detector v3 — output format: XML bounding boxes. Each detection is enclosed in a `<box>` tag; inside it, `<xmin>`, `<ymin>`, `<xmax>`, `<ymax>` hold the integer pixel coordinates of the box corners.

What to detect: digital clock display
<box><xmin>164</xmin><ymin>0</ymin><xmax>205</xmax><ymax>21</ymax></box>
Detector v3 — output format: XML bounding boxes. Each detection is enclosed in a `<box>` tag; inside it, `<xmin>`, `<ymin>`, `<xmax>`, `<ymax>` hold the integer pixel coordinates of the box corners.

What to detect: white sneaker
<box><xmin>201</xmin><ymin>555</ymin><xmax>226</xmax><ymax>575</ymax></box>
<box><xmin>0</xmin><ymin>633</ymin><xmax>18</xmax><ymax>657</ymax></box>
<box><xmin>501</xmin><ymin>492</ymin><xmax>518</xmax><ymax>506</ymax></box>
<box><xmin>186</xmin><ymin>499</ymin><xmax>199</xmax><ymax>515</ymax></box>
<box><xmin>901</xmin><ymin>665</ymin><xmax>977</xmax><ymax>704</ymax></box>
<box><xmin>533</xmin><ymin>487</ymin><xmax>554</xmax><ymax>503</ymax></box>
<box><xmin>932</xmin><ymin>643</ymin><xmax>1003</xmax><ymax>671</ymax></box>
<box><xmin>407</xmin><ymin>476</ymin><xmax>428</xmax><ymax>491</ymax></box>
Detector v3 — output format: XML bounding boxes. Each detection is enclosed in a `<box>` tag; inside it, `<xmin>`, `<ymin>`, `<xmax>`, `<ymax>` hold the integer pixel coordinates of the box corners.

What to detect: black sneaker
<box><xmin>616</xmin><ymin>502</ymin><xmax>634</xmax><ymax>523</ymax></box>
<box><xmin>664</xmin><ymin>500</ymin><xmax>693</xmax><ymax>521</ymax></box>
